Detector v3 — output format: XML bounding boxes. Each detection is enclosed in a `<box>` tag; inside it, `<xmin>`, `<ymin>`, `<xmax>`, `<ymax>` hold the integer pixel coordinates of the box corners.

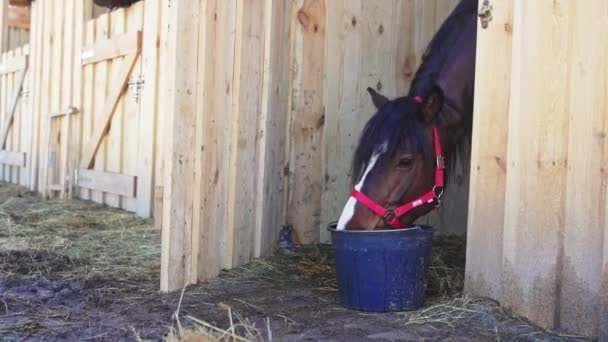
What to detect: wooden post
<box><xmin>464</xmin><ymin>0</ymin><xmax>513</xmax><ymax>299</ymax></box>
<box><xmin>0</xmin><ymin>0</ymin><xmax>8</xmax><ymax>53</ymax></box>
<box><xmin>287</xmin><ymin>0</ymin><xmax>326</xmax><ymax>245</ymax></box>
<box><xmin>160</xmin><ymin>0</ymin><xmax>200</xmax><ymax>292</ymax></box>
<box><xmin>502</xmin><ymin>0</ymin><xmax>572</xmax><ymax>329</ymax></box>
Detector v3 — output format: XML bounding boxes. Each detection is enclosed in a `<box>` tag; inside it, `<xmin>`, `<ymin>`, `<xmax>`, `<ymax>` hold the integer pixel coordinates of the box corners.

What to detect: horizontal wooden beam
<box><xmin>8</xmin><ymin>4</ymin><xmax>29</xmax><ymax>29</ymax></box>
<box><xmin>0</xmin><ymin>54</ymin><xmax>27</xmax><ymax>75</ymax></box>
<box><xmin>50</xmin><ymin>106</ymin><xmax>79</xmax><ymax>118</ymax></box>
<box><xmin>81</xmin><ymin>30</ymin><xmax>141</xmax><ymax>65</ymax></box>
<box><xmin>0</xmin><ymin>150</ymin><xmax>25</xmax><ymax>167</ymax></box>
<box><xmin>77</xmin><ymin>168</ymin><xmax>137</xmax><ymax>198</ymax></box>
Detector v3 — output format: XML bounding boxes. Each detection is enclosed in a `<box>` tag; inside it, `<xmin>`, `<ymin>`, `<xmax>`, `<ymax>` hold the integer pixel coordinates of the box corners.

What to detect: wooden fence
<box><xmin>9</xmin><ymin>0</ymin><xmax>166</xmax><ymax>218</ymax></box>
<box><xmin>0</xmin><ymin>45</ymin><xmax>29</xmax><ymax>186</ymax></box>
<box><xmin>466</xmin><ymin>0</ymin><xmax>607</xmax><ymax>338</ymax></box>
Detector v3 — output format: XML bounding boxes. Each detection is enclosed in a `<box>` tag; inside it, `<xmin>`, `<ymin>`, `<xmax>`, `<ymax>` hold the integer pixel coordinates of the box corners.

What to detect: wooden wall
<box><xmin>1</xmin><ymin>0</ymin><xmax>165</xmax><ymax>218</ymax></box>
<box><xmin>288</xmin><ymin>0</ymin><xmax>465</xmax><ymax>244</ymax></box>
<box><xmin>466</xmin><ymin>0</ymin><xmax>608</xmax><ymax>338</ymax></box>
<box><xmin>160</xmin><ymin>0</ymin><xmax>291</xmax><ymax>292</ymax></box>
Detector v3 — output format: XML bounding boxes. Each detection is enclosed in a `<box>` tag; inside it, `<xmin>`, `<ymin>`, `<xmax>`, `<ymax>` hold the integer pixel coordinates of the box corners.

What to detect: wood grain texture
<box><xmin>502</xmin><ymin>0</ymin><xmax>572</xmax><ymax>329</ymax></box>
<box><xmin>287</xmin><ymin>0</ymin><xmax>325</xmax><ymax>244</ymax></box>
<box><xmin>464</xmin><ymin>0</ymin><xmax>513</xmax><ymax>299</ymax></box>
<box><xmin>160</xmin><ymin>0</ymin><xmax>199</xmax><ymax>292</ymax></box>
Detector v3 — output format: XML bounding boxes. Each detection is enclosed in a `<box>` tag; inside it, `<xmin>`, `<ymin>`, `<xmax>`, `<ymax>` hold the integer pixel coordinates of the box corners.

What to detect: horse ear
<box><xmin>367</xmin><ymin>87</ymin><xmax>389</xmax><ymax>109</ymax></box>
<box><xmin>419</xmin><ymin>88</ymin><xmax>444</xmax><ymax>124</ymax></box>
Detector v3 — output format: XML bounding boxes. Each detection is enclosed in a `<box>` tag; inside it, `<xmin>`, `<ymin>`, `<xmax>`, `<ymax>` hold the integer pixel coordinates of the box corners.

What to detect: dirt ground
<box><xmin>0</xmin><ymin>183</ymin><xmax>594</xmax><ymax>341</ymax></box>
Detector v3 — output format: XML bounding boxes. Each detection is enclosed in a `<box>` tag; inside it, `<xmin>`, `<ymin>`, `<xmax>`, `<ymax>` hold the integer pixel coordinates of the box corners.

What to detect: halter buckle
<box><xmin>436</xmin><ymin>155</ymin><xmax>446</xmax><ymax>170</ymax></box>
<box><xmin>383</xmin><ymin>209</ymin><xmax>396</xmax><ymax>223</ymax></box>
<box><xmin>433</xmin><ymin>185</ymin><xmax>444</xmax><ymax>199</ymax></box>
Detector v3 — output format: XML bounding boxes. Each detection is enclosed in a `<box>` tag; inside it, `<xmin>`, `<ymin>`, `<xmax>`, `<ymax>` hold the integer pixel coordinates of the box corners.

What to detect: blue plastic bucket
<box><xmin>327</xmin><ymin>223</ymin><xmax>436</xmax><ymax>312</ymax></box>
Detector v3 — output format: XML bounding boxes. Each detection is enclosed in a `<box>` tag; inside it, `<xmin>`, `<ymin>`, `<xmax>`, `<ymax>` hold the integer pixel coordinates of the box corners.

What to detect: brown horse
<box><xmin>337</xmin><ymin>0</ymin><xmax>478</xmax><ymax>230</ymax></box>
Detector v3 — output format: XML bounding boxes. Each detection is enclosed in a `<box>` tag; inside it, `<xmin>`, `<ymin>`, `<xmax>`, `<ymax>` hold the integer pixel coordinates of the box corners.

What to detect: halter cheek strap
<box><xmin>350</xmin><ymin>96</ymin><xmax>445</xmax><ymax>229</ymax></box>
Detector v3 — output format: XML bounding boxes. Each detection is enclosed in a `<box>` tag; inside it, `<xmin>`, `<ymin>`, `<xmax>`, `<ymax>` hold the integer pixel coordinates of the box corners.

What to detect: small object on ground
<box><xmin>279</xmin><ymin>224</ymin><xmax>294</xmax><ymax>251</ymax></box>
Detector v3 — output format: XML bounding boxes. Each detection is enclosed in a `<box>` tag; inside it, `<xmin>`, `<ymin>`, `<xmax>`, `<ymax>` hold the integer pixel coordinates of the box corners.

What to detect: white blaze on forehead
<box><xmin>336</xmin><ymin>143</ymin><xmax>387</xmax><ymax>230</ymax></box>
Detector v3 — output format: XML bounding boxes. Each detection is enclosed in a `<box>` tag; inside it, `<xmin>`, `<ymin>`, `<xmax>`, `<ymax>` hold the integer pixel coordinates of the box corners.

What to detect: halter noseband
<box><xmin>350</xmin><ymin>96</ymin><xmax>445</xmax><ymax>229</ymax></box>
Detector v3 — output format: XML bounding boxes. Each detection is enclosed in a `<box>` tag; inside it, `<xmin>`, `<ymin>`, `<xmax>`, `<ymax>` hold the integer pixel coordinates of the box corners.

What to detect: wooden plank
<box><xmin>287</xmin><ymin>0</ymin><xmax>326</xmax><ymax>245</ymax></box>
<box><xmin>57</xmin><ymin>0</ymin><xmax>75</xmax><ymax>199</ymax></box>
<box><xmin>0</xmin><ymin>149</ymin><xmax>24</xmax><ymax>166</ymax></box>
<box><xmin>122</xmin><ymin>2</ymin><xmax>144</xmax><ymax>212</ymax></box>
<box><xmin>76</xmin><ymin>168</ymin><xmax>136</xmax><ymax>197</ymax></box>
<box><xmin>79</xmin><ymin>51</ymin><xmax>139</xmax><ymax>170</ymax></box>
<box><xmin>195</xmin><ymin>0</ymin><xmax>236</xmax><ymax>281</ymax></box>
<box><xmin>225</xmin><ymin>0</ymin><xmax>266</xmax><ymax>268</ymax></box>
<box><xmin>0</xmin><ymin>0</ymin><xmax>9</xmax><ymax>52</ymax></box>
<box><xmin>36</xmin><ymin>0</ymin><xmax>53</xmax><ymax>193</ymax></box>
<box><xmin>464</xmin><ymin>0</ymin><xmax>513</xmax><ymax>299</ymax></box>
<box><xmin>0</xmin><ymin>53</ymin><xmax>25</xmax><ymax>74</ymax></box>
<box><xmin>90</xmin><ymin>14</ymin><xmax>109</xmax><ymax>204</ymax></box>
<box><xmin>27</xmin><ymin>0</ymin><xmax>43</xmax><ymax>191</ymax></box>
<box><xmin>560</xmin><ymin>1</ymin><xmax>608</xmax><ymax>335</ymax></box>
<box><xmin>81</xmin><ymin>30</ymin><xmax>141</xmax><ymax>65</ymax></box>
<box><xmin>135</xmin><ymin>0</ymin><xmax>161</xmax><ymax>218</ymax></box>
<box><xmin>254</xmin><ymin>0</ymin><xmax>291</xmax><ymax>257</ymax></box>
<box><xmin>0</xmin><ymin>51</ymin><xmax>8</xmax><ymax>181</ymax></box>
<box><xmin>160</xmin><ymin>0</ymin><xmax>199</xmax><ymax>292</ymax></box>
<box><xmin>501</xmin><ymin>0</ymin><xmax>572</xmax><ymax>329</ymax></box>
<box><xmin>79</xmin><ymin>19</ymin><xmax>95</xmax><ymax>199</ymax></box>
<box><xmin>105</xmin><ymin>7</ymin><xmax>127</xmax><ymax>208</ymax></box>
<box><xmin>0</xmin><ymin>66</ymin><xmax>26</xmax><ymax>148</ymax></box>
<box><xmin>50</xmin><ymin>106</ymin><xmax>78</xmax><ymax>118</ymax></box>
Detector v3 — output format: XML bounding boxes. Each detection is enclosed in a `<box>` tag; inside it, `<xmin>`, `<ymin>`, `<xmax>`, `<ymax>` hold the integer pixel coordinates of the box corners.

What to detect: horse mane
<box><xmin>351</xmin><ymin>0</ymin><xmax>476</xmax><ymax>185</ymax></box>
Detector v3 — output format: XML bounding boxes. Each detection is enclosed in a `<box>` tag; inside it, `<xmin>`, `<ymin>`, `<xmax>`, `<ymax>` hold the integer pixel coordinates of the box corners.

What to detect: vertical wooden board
<box><xmin>154</xmin><ymin>0</ymin><xmax>170</xmax><ymax>225</ymax></box>
<box><xmin>561</xmin><ymin>1</ymin><xmax>608</xmax><ymax>335</ymax></box>
<box><xmin>5</xmin><ymin>49</ymin><xmax>14</xmax><ymax>182</ymax></box>
<box><xmin>136</xmin><ymin>0</ymin><xmax>159</xmax><ymax>218</ymax></box>
<box><xmin>0</xmin><ymin>0</ymin><xmax>8</xmax><ymax>52</ymax></box>
<box><xmin>29</xmin><ymin>1</ymin><xmax>44</xmax><ymax>191</ymax></box>
<box><xmin>70</xmin><ymin>0</ymin><xmax>89</xmax><ymax>199</ymax></box>
<box><xmin>105</xmin><ymin>8</ymin><xmax>126</xmax><ymax>208</ymax></box>
<box><xmin>37</xmin><ymin>0</ymin><xmax>53</xmax><ymax>193</ymax></box>
<box><xmin>160</xmin><ymin>0</ymin><xmax>199</xmax><ymax>292</ymax></box>
<box><xmin>254</xmin><ymin>0</ymin><xmax>291</xmax><ymax>257</ymax></box>
<box><xmin>225</xmin><ymin>0</ymin><xmax>266</xmax><ymax>267</ymax></box>
<box><xmin>58</xmin><ymin>0</ymin><xmax>75</xmax><ymax>197</ymax></box>
<box><xmin>19</xmin><ymin>46</ymin><xmax>30</xmax><ymax>186</ymax></box>
<box><xmin>464</xmin><ymin>0</ymin><xmax>513</xmax><ymax>299</ymax></box>
<box><xmin>0</xmin><ymin>52</ymin><xmax>7</xmax><ymax>181</ymax></box>
<box><xmin>321</xmin><ymin>0</ymin><xmax>363</xmax><ymax>241</ymax></box>
<box><xmin>79</xmin><ymin>20</ymin><xmax>95</xmax><ymax>200</ymax></box>
<box><xmin>502</xmin><ymin>0</ymin><xmax>572</xmax><ymax>329</ymax></box>
<box><xmin>288</xmin><ymin>0</ymin><xmax>325</xmax><ymax>244</ymax></box>
<box><xmin>12</xmin><ymin>47</ymin><xmax>21</xmax><ymax>184</ymax></box>
<box><xmin>91</xmin><ymin>14</ymin><xmax>109</xmax><ymax>204</ymax></box>
<box><xmin>196</xmin><ymin>0</ymin><xmax>236</xmax><ymax>279</ymax></box>
<box><xmin>122</xmin><ymin>2</ymin><xmax>144</xmax><ymax>212</ymax></box>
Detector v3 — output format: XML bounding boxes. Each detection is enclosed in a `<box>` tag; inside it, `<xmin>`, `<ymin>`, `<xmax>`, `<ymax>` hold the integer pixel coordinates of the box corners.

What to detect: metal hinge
<box><xmin>128</xmin><ymin>74</ymin><xmax>145</xmax><ymax>103</ymax></box>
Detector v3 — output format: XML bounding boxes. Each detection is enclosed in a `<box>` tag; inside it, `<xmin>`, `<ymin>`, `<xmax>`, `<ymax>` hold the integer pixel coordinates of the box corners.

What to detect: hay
<box><xmin>165</xmin><ymin>289</ymin><xmax>266</xmax><ymax>342</ymax></box>
<box><xmin>0</xmin><ymin>182</ymin><xmax>160</xmax><ymax>285</ymax></box>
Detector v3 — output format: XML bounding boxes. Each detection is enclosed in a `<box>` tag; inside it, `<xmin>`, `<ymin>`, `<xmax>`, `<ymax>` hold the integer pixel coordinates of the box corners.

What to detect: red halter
<box><xmin>351</xmin><ymin>97</ymin><xmax>445</xmax><ymax>229</ymax></box>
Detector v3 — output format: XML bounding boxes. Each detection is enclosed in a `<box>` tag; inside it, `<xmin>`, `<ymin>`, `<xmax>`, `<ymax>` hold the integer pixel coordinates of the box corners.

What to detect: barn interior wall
<box><xmin>466</xmin><ymin>0</ymin><xmax>608</xmax><ymax>338</ymax></box>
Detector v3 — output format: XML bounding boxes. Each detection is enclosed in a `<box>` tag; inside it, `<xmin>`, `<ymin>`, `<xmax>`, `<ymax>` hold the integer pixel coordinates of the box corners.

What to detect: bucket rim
<box><xmin>326</xmin><ymin>221</ymin><xmax>436</xmax><ymax>234</ymax></box>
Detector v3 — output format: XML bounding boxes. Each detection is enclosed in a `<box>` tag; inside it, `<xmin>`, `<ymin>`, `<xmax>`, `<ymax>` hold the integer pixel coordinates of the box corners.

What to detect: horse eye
<box><xmin>397</xmin><ymin>158</ymin><xmax>414</xmax><ymax>169</ymax></box>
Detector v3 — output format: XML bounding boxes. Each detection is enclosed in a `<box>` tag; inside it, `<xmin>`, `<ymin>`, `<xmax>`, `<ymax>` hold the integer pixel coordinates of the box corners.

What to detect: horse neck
<box><xmin>434</xmin><ymin>13</ymin><xmax>477</xmax><ymax>157</ymax></box>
